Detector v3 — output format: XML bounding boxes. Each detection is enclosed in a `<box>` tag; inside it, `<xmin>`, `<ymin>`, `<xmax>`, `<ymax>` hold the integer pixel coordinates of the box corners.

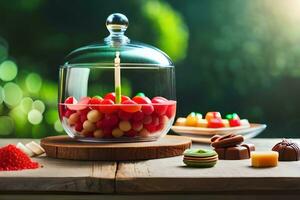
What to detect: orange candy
<box><xmin>205</xmin><ymin>112</ymin><xmax>222</xmax><ymax>121</ymax></box>
<box><xmin>251</xmin><ymin>151</ymin><xmax>278</xmax><ymax>168</ymax></box>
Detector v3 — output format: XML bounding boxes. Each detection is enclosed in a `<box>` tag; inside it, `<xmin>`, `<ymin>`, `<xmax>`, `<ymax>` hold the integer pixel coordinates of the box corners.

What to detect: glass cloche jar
<box><xmin>58</xmin><ymin>13</ymin><xmax>176</xmax><ymax>142</ymax></box>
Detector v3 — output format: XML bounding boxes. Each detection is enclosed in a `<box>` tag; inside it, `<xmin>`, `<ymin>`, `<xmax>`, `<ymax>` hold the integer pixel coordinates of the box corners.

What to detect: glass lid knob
<box><xmin>105</xmin><ymin>13</ymin><xmax>129</xmax><ymax>45</ymax></box>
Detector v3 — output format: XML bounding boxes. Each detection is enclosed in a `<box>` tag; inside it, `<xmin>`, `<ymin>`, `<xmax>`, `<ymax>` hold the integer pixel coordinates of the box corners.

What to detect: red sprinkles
<box><xmin>0</xmin><ymin>144</ymin><xmax>39</xmax><ymax>171</ymax></box>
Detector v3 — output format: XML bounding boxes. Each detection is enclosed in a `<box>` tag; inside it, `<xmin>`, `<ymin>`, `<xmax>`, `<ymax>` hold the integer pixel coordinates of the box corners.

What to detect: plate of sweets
<box><xmin>171</xmin><ymin>112</ymin><xmax>266</xmax><ymax>143</ymax></box>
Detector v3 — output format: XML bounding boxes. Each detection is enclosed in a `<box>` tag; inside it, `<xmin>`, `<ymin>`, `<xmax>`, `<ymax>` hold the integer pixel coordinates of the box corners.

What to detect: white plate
<box><xmin>171</xmin><ymin>123</ymin><xmax>267</xmax><ymax>143</ymax></box>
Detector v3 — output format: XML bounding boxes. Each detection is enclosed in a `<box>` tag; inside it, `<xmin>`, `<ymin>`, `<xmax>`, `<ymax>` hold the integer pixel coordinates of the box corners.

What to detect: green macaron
<box><xmin>183</xmin><ymin>148</ymin><xmax>218</xmax><ymax>168</ymax></box>
<box><xmin>184</xmin><ymin>148</ymin><xmax>217</xmax><ymax>158</ymax></box>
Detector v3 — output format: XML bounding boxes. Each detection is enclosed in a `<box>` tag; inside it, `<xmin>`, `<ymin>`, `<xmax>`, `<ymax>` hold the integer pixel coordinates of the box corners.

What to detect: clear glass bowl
<box><xmin>58</xmin><ymin>13</ymin><xmax>176</xmax><ymax>142</ymax></box>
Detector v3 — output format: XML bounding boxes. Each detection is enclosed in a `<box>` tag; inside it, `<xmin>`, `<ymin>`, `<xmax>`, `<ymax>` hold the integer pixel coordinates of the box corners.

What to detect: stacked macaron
<box><xmin>183</xmin><ymin>148</ymin><xmax>218</xmax><ymax>168</ymax></box>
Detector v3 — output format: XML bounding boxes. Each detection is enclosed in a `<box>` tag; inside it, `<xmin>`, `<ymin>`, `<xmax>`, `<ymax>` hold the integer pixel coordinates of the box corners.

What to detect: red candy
<box><xmin>166</xmin><ymin>104</ymin><xmax>176</xmax><ymax>118</ymax></box>
<box><xmin>98</xmin><ymin>99</ymin><xmax>117</xmax><ymax>114</ymax></box>
<box><xmin>121</xmin><ymin>95</ymin><xmax>131</xmax><ymax>103</ymax></box>
<box><xmin>103</xmin><ymin>128</ymin><xmax>113</xmax><ymax>138</ymax></box>
<box><xmin>152</xmin><ymin>97</ymin><xmax>168</xmax><ymax>116</ymax></box>
<box><xmin>132</xmin><ymin>111</ymin><xmax>144</xmax><ymax>122</ymax></box>
<box><xmin>229</xmin><ymin>119</ymin><xmax>241</xmax><ymax>127</ymax></box>
<box><xmin>89</xmin><ymin>96</ymin><xmax>103</xmax><ymax>109</ymax></box>
<box><xmin>151</xmin><ymin>115</ymin><xmax>160</xmax><ymax>126</ymax></box>
<box><xmin>64</xmin><ymin>110</ymin><xmax>75</xmax><ymax>118</ymax></box>
<box><xmin>120</xmin><ymin>100</ymin><xmax>141</xmax><ymax>113</ymax></box>
<box><xmin>96</xmin><ymin>120</ymin><xmax>104</xmax><ymax>129</ymax></box>
<box><xmin>133</xmin><ymin>96</ymin><xmax>154</xmax><ymax>115</ymax></box>
<box><xmin>65</xmin><ymin>96</ymin><xmax>76</xmax><ymax>104</ymax></box>
<box><xmin>143</xmin><ymin>115</ymin><xmax>152</xmax><ymax>125</ymax></box>
<box><xmin>104</xmin><ymin>92</ymin><xmax>116</xmax><ymax>102</ymax></box>
<box><xmin>132</xmin><ymin>121</ymin><xmax>143</xmax><ymax>131</ymax></box>
<box><xmin>105</xmin><ymin>113</ymin><xmax>119</xmax><ymax>127</ymax></box>
<box><xmin>208</xmin><ymin>118</ymin><xmax>225</xmax><ymax>128</ymax></box>
<box><xmin>144</xmin><ymin>124</ymin><xmax>157</xmax><ymax>133</ymax></box>
<box><xmin>118</xmin><ymin>110</ymin><xmax>132</xmax><ymax>121</ymax></box>
<box><xmin>75</xmin><ymin>122</ymin><xmax>83</xmax><ymax>132</ymax></box>
<box><xmin>125</xmin><ymin>130</ymin><xmax>138</xmax><ymax>137</ymax></box>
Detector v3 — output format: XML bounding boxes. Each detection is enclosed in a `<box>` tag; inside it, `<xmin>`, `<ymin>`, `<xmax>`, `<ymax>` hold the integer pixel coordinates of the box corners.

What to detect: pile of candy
<box><xmin>175</xmin><ymin>112</ymin><xmax>250</xmax><ymax>128</ymax></box>
<box><xmin>0</xmin><ymin>144</ymin><xmax>39</xmax><ymax>171</ymax></box>
<box><xmin>59</xmin><ymin>92</ymin><xmax>176</xmax><ymax>139</ymax></box>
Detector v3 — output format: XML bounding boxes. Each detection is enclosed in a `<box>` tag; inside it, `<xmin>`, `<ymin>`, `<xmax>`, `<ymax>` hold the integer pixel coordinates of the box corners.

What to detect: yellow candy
<box><xmin>112</xmin><ymin>128</ymin><xmax>124</xmax><ymax>138</ymax></box>
<box><xmin>196</xmin><ymin>119</ymin><xmax>208</xmax><ymax>128</ymax></box>
<box><xmin>80</xmin><ymin>129</ymin><xmax>91</xmax><ymax>136</ymax></box>
<box><xmin>139</xmin><ymin>128</ymin><xmax>150</xmax><ymax>137</ymax></box>
<box><xmin>68</xmin><ymin>113</ymin><xmax>80</xmax><ymax>125</ymax></box>
<box><xmin>83</xmin><ymin>120</ymin><xmax>96</xmax><ymax>132</ymax></box>
<box><xmin>94</xmin><ymin>129</ymin><xmax>104</xmax><ymax>138</ymax></box>
<box><xmin>251</xmin><ymin>151</ymin><xmax>278</xmax><ymax>168</ymax></box>
<box><xmin>186</xmin><ymin>112</ymin><xmax>202</xmax><ymax>126</ymax></box>
<box><xmin>87</xmin><ymin>110</ymin><xmax>102</xmax><ymax>122</ymax></box>
<box><xmin>222</xmin><ymin>119</ymin><xmax>230</xmax><ymax>127</ymax></box>
<box><xmin>175</xmin><ymin>117</ymin><xmax>186</xmax><ymax>126</ymax></box>
<box><xmin>119</xmin><ymin>120</ymin><xmax>131</xmax><ymax>132</ymax></box>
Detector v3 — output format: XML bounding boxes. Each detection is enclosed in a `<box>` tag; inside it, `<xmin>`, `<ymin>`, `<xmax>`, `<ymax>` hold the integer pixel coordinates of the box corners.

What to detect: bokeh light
<box><xmin>32</xmin><ymin>100</ymin><xmax>45</xmax><ymax>113</ymax></box>
<box><xmin>54</xmin><ymin>119</ymin><xmax>64</xmax><ymax>132</ymax></box>
<box><xmin>3</xmin><ymin>82</ymin><xmax>23</xmax><ymax>107</ymax></box>
<box><xmin>0</xmin><ymin>60</ymin><xmax>18</xmax><ymax>81</ymax></box>
<box><xmin>27</xmin><ymin>109</ymin><xmax>43</xmax><ymax>125</ymax></box>
<box><xmin>20</xmin><ymin>97</ymin><xmax>33</xmax><ymax>113</ymax></box>
<box><xmin>25</xmin><ymin>73</ymin><xmax>42</xmax><ymax>93</ymax></box>
<box><xmin>0</xmin><ymin>116</ymin><xmax>14</xmax><ymax>136</ymax></box>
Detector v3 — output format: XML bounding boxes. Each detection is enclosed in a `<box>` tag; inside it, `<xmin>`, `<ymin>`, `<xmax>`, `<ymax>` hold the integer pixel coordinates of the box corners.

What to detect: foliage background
<box><xmin>0</xmin><ymin>0</ymin><xmax>300</xmax><ymax>138</ymax></box>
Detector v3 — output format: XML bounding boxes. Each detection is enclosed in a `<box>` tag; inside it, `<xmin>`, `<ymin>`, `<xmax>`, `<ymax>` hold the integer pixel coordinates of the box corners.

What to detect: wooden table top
<box><xmin>0</xmin><ymin>138</ymin><xmax>299</xmax><ymax>195</ymax></box>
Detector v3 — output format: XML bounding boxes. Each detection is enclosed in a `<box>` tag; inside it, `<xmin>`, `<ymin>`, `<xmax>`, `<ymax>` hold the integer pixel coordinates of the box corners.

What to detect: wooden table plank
<box><xmin>116</xmin><ymin>139</ymin><xmax>300</xmax><ymax>194</ymax></box>
<box><xmin>0</xmin><ymin>139</ymin><xmax>117</xmax><ymax>193</ymax></box>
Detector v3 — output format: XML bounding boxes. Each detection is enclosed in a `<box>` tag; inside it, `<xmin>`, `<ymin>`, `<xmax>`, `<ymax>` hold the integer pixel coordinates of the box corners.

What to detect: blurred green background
<box><xmin>0</xmin><ymin>0</ymin><xmax>300</xmax><ymax>138</ymax></box>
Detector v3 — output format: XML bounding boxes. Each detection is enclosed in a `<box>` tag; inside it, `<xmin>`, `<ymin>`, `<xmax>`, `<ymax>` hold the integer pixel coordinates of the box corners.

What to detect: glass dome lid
<box><xmin>64</xmin><ymin>13</ymin><xmax>173</xmax><ymax>67</ymax></box>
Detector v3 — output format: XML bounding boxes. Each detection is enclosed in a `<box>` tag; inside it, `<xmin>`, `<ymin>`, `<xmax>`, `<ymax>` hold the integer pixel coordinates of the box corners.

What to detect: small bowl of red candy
<box><xmin>59</xmin><ymin>92</ymin><xmax>176</xmax><ymax>142</ymax></box>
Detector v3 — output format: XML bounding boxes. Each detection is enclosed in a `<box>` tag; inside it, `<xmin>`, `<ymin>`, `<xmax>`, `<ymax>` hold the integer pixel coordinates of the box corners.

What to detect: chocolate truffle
<box><xmin>272</xmin><ymin>139</ymin><xmax>300</xmax><ymax>161</ymax></box>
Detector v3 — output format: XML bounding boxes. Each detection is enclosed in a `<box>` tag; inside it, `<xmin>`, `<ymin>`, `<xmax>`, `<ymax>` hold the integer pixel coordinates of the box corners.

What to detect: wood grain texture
<box><xmin>40</xmin><ymin>135</ymin><xmax>192</xmax><ymax>161</ymax></box>
<box><xmin>116</xmin><ymin>139</ymin><xmax>300</xmax><ymax>194</ymax></box>
<box><xmin>0</xmin><ymin>139</ymin><xmax>116</xmax><ymax>193</ymax></box>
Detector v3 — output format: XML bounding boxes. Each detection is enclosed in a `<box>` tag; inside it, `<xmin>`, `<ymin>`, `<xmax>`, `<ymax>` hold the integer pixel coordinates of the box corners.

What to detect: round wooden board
<box><xmin>40</xmin><ymin>135</ymin><xmax>192</xmax><ymax>161</ymax></box>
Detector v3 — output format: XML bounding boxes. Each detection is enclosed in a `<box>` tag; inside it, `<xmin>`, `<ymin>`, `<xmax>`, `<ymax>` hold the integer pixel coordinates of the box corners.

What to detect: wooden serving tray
<box><xmin>40</xmin><ymin>135</ymin><xmax>191</xmax><ymax>161</ymax></box>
